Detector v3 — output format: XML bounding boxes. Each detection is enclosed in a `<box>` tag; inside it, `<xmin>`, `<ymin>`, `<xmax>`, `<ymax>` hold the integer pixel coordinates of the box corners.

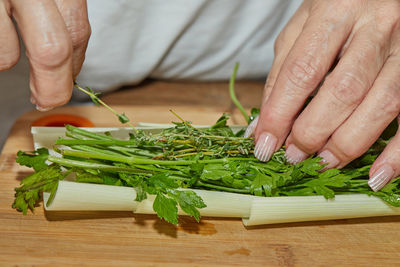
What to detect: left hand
<box><xmin>247</xmin><ymin>0</ymin><xmax>400</xmax><ymax>192</ymax></box>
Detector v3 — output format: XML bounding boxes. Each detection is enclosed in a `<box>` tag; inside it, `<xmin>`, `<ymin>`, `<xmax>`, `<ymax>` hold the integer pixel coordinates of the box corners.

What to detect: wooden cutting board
<box><xmin>1</xmin><ymin>104</ymin><xmax>400</xmax><ymax>266</ymax></box>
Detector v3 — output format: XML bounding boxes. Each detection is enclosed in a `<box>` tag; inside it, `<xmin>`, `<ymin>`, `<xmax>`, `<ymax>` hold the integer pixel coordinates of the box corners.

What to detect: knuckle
<box><xmin>285</xmin><ymin>57</ymin><xmax>321</xmax><ymax>91</ymax></box>
<box><xmin>379</xmin><ymin>80</ymin><xmax>400</xmax><ymax>116</ymax></box>
<box><xmin>30</xmin><ymin>42</ymin><xmax>72</xmax><ymax>68</ymax></box>
<box><xmin>341</xmin><ymin>145</ymin><xmax>363</xmax><ymax>161</ymax></box>
<box><xmin>326</xmin><ymin>73</ymin><xmax>367</xmax><ymax>107</ymax></box>
<box><xmin>69</xmin><ymin>22</ymin><xmax>91</xmax><ymax>48</ymax></box>
<box><xmin>330</xmin><ymin>137</ymin><xmax>363</xmax><ymax>161</ymax></box>
<box><xmin>291</xmin><ymin>123</ymin><xmax>324</xmax><ymax>152</ymax></box>
<box><xmin>258</xmin><ymin>108</ymin><xmax>291</xmax><ymax>132</ymax></box>
<box><xmin>377</xmin><ymin>1</ymin><xmax>400</xmax><ymax>26</ymax></box>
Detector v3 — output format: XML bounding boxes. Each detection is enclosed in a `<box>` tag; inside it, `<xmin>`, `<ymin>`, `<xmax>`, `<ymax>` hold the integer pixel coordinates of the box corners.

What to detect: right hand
<box><xmin>1</xmin><ymin>0</ymin><xmax>91</xmax><ymax>110</ymax></box>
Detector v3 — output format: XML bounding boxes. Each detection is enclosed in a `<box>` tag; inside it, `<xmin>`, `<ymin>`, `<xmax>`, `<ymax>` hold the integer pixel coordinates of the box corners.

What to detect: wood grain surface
<box><xmin>1</xmin><ymin>82</ymin><xmax>400</xmax><ymax>266</ymax></box>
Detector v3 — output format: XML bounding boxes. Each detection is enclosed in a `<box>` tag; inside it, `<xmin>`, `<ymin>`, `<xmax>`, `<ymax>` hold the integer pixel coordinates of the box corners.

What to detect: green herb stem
<box><xmin>229</xmin><ymin>62</ymin><xmax>250</xmax><ymax>123</ymax></box>
<box><xmin>196</xmin><ymin>181</ymin><xmax>251</xmax><ymax>194</ymax></box>
<box><xmin>56</xmin><ymin>139</ymin><xmax>137</xmax><ymax>146</ymax></box>
<box><xmin>66</xmin><ymin>125</ymin><xmax>114</xmax><ymax>140</ymax></box>
<box><xmin>74</xmin><ymin>84</ymin><xmax>136</xmax><ymax>129</ymax></box>
<box><xmin>48</xmin><ymin>156</ymin><xmax>151</xmax><ymax>174</ymax></box>
<box><xmin>62</xmin><ymin>149</ymin><xmax>258</xmax><ymax>166</ymax></box>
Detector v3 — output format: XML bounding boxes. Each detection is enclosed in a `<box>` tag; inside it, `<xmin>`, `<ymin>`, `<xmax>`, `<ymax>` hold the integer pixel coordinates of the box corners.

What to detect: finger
<box><xmin>285</xmin><ymin>25</ymin><xmax>391</xmax><ymax>164</ymax></box>
<box><xmin>368</xmin><ymin>117</ymin><xmax>400</xmax><ymax>192</ymax></box>
<box><xmin>319</xmin><ymin>55</ymin><xmax>400</xmax><ymax>170</ymax></box>
<box><xmin>262</xmin><ymin>1</ymin><xmax>309</xmax><ymax>105</ymax></box>
<box><xmin>246</xmin><ymin>3</ymin><xmax>308</xmax><ymax>138</ymax></box>
<box><xmin>0</xmin><ymin>1</ymin><xmax>20</xmax><ymax>71</ymax></box>
<box><xmin>11</xmin><ymin>0</ymin><xmax>73</xmax><ymax>109</ymax></box>
<box><xmin>254</xmin><ymin>2</ymin><xmax>356</xmax><ymax>161</ymax></box>
<box><xmin>54</xmin><ymin>0</ymin><xmax>91</xmax><ymax>78</ymax></box>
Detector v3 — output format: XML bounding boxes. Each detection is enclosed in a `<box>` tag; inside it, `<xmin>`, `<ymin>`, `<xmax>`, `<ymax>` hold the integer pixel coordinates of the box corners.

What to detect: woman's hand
<box><xmin>0</xmin><ymin>0</ymin><xmax>90</xmax><ymax>110</ymax></box>
<box><xmin>248</xmin><ymin>0</ymin><xmax>400</xmax><ymax>191</ymax></box>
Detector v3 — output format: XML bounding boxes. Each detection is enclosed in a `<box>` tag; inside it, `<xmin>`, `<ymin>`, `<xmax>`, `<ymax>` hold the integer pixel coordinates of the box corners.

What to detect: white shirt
<box><xmin>77</xmin><ymin>0</ymin><xmax>302</xmax><ymax>91</ymax></box>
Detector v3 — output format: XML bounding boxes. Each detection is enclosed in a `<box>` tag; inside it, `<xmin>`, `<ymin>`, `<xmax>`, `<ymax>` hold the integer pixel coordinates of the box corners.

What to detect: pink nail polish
<box><xmin>254</xmin><ymin>132</ymin><xmax>277</xmax><ymax>162</ymax></box>
<box><xmin>368</xmin><ymin>165</ymin><xmax>394</xmax><ymax>192</ymax></box>
<box><xmin>285</xmin><ymin>144</ymin><xmax>308</xmax><ymax>164</ymax></box>
<box><xmin>318</xmin><ymin>150</ymin><xmax>339</xmax><ymax>169</ymax></box>
<box><xmin>244</xmin><ymin>116</ymin><xmax>259</xmax><ymax>138</ymax></box>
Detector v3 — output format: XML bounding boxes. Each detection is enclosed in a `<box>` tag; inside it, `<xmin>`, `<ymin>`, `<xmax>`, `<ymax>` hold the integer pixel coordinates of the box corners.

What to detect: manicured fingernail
<box><xmin>368</xmin><ymin>165</ymin><xmax>394</xmax><ymax>192</ymax></box>
<box><xmin>244</xmin><ymin>116</ymin><xmax>259</xmax><ymax>138</ymax></box>
<box><xmin>285</xmin><ymin>144</ymin><xmax>308</xmax><ymax>164</ymax></box>
<box><xmin>254</xmin><ymin>132</ymin><xmax>277</xmax><ymax>162</ymax></box>
<box><xmin>318</xmin><ymin>150</ymin><xmax>339</xmax><ymax>169</ymax></box>
<box><xmin>36</xmin><ymin>105</ymin><xmax>53</xmax><ymax>112</ymax></box>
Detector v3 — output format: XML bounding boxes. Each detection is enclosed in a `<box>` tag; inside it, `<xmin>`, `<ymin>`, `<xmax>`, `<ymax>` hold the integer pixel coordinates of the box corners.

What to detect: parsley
<box><xmin>13</xmin><ymin>164</ymin><xmax>66</xmax><ymax>214</ymax></box>
<box><xmin>153</xmin><ymin>193</ymin><xmax>178</xmax><ymax>225</ymax></box>
<box><xmin>16</xmin><ymin>148</ymin><xmax>49</xmax><ymax>171</ymax></box>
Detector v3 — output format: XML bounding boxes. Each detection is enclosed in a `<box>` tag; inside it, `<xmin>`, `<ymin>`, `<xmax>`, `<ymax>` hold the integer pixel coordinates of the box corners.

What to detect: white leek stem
<box><xmin>43</xmin><ymin>182</ymin><xmax>400</xmax><ymax>226</ymax></box>
<box><xmin>242</xmin><ymin>194</ymin><xmax>400</xmax><ymax>226</ymax></box>
<box><xmin>43</xmin><ymin>181</ymin><xmax>252</xmax><ymax>218</ymax></box>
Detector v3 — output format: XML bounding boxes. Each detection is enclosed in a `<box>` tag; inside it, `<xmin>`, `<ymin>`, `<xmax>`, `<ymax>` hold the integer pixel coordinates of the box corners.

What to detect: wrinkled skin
<box><xmin>0</xmin><ymin>0</ymin><xmax>90</xmax><ymax>110</ymax></box>
<box><xmin>249</xmin><ymin>0</ymin><xmax>400</xmax><ymax>191</ymax></box>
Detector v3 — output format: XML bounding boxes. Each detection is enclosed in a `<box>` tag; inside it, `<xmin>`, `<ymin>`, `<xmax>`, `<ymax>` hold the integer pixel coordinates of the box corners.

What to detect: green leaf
<box><xmin>250</xmin><ymin>171</ymin><xmax>273</xmax><ymax>196</ymax></box>
<box><xmin>16</xmin><ymin>148</ymin><xmax>49</xmax><ymax>171</ymax></box>
<box><xmin>87</xmin><ymin>87</ymin><xmax>101</xmax><ymax>106</ymax></box>
<box><xmin>249</xmin><ymin>108</ymin><xmax>260</xmax><ymax>122</ymax></box>
<box><xmin>147</xmin><ymin>173</ymin><xmax>179</xmax><ymax>194</ymax></box>
<box><xmin>103</xmin><ymin>175</ymin><xmax>122</xmax><ymax>185</ymax></box>
<box><xmin>13</xmin><ymin>194</ymin><xmax>29</xmax><ymax>215</ymax></box>
<box><xmin>297</xmin><ymin>157</ymin><xmax>324</xmax><ymax>176</ymax></box>
<box><xmin>200</xmin><ymin>164</ymin><xmax>232</xmax><ymax>181</ymax></box>
<box><xmin>189</xmin><ymin>162</ymin><xmax>204</xmax><ymax>176</ymax></box>
<box><xmin>172</xmin><ymin>190</ymin><xmax>206</xmax><ymax>222</ymax></box>
<box><xmin>313</xmin><ymin>185</ymin><xmax>335</xmax><ymax>199</ymax></box>
<box><xmin>210</xmin><ymin>113</ymin><xmax>230</xmax><ymax>129</ymax></box>
<box><xmin>13</xmin><ymin>164</ymin><xmax>64</xmax><ymax>214</ymax></box>
<box><xmin>118</xmin><ymin>113</ymin><xmax>130</xmax><ymax>124</ymax></box>
<box><xmin>374</xmin><ymin>192</ymin><xmax>400</xmax><ymax>207</ymax></box>
<box><xmin>153</xmin><ymin>193</ymin><xmax>178</xmax><ymax>225</ymax></box>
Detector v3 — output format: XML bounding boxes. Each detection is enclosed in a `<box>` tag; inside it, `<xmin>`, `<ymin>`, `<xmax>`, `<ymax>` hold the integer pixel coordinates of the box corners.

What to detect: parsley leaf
<box><xmin>153</xmin><ymin>193</ymin><xmax>178</xmax><ymax>225</ymax></box>
<box><xmin>13</xmin><ymin>164</ymin><xmax>64</xmax><ymax>214</ymax></box>
<box><xmin>297</xmin><ymin>157</ymin><xmax>324</xmax><ymax>176</ymax></box>
<box><xmin>170</xmin><ymin>190</ymin><xmax>207</xmax><ymax>222</ymax></box>
<box><xmin>16</xmin><ymin>148</ymin><xmax>49</xmax><ymax>171</ymax></box>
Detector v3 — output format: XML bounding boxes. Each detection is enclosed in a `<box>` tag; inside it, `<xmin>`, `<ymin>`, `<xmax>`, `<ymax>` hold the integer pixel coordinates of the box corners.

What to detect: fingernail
<box><xmin>244</xmin><ymin>116</ymin><xmax>259</xmax><ymax>138</ymax></box>
<box><xmin>254</xmin><ymin>132</ymin><xmax>277</xmax><ymax>162</ymax></box>
<box><xmin>36</xmin><ymin>105</ymin><xmax>53</xmax><ymax>112</ymax></box>
<box><xmin>30</xmin><ymin>96</ymin><xmax>37</xmax><ymax>105</ymax></box>
<box><xmin>368</xmin><ymin>165</ymin><xmax>394</xmax><ymax>192</ymax></box>
<box><xmin>285</xmin><ymin>144</ymin><xmax>308</xmax><ymax>164</ymax></box>
<box><xmin>318</xmin><ymin>150</ymin><xmax>340</xmax><ymax>169</ymax></box>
